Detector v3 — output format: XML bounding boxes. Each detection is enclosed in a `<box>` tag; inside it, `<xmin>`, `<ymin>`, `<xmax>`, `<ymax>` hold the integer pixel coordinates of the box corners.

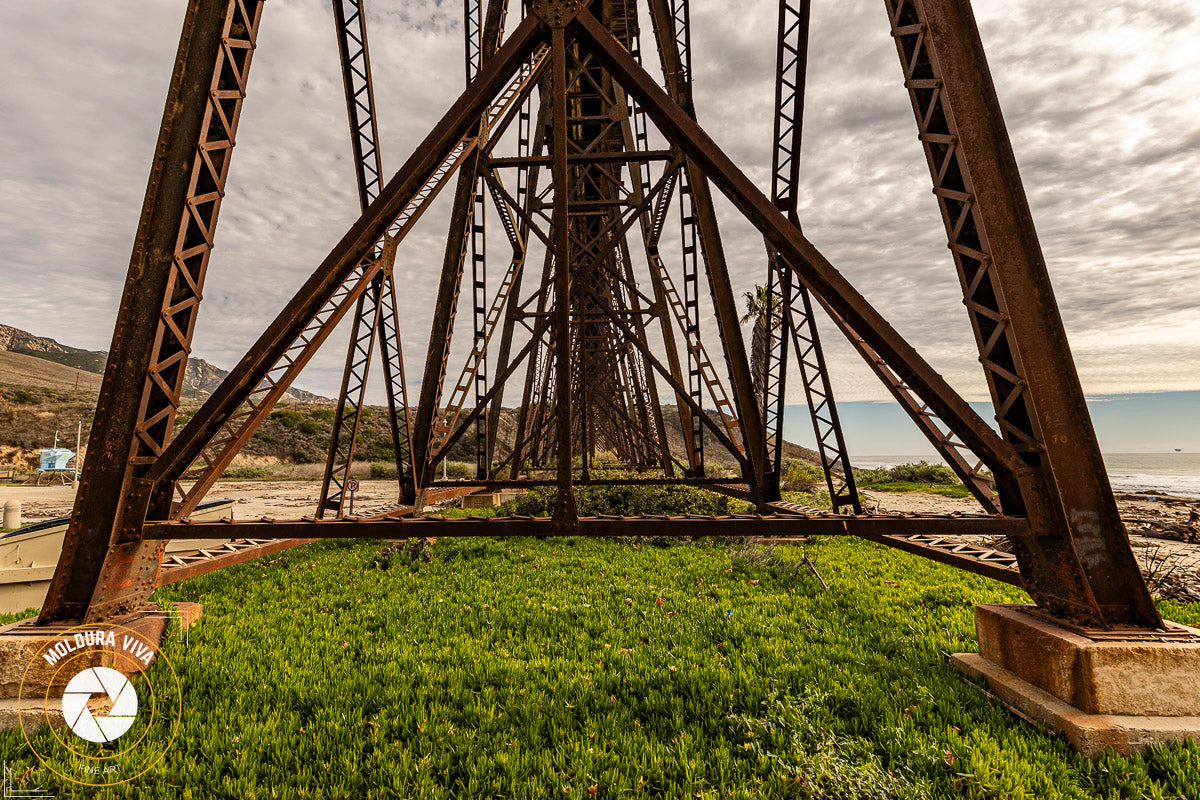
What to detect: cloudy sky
<box><xmin>1</xmin><ymin>0</ymin><xmax>1198</xmax><ymax>451</ymax></box>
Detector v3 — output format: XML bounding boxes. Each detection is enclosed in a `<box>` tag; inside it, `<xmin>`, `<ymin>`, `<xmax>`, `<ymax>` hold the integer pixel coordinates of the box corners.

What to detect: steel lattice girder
<box><xmin>36</xmin><ymin>0</ymin><xmax>1160</xmax><ymax>631</ymax></box>
<box><xmin>38</xmin><ymin>0</ymin><xmax>267</xmax><ymax>623</ymax></box>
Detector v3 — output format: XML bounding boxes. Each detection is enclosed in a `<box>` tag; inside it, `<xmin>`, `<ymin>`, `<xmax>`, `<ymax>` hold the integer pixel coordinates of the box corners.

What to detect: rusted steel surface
<box><xmin>175</xmin><ymin>262</ymin><xmax>381</xmax><ymax>518</ymax></box>
<box><xmin>318</xmin><ymin>0</ymin><xmax>407</xmax><ymax>517</ymax></box>
<box><xmin>159</xmin><ymin>538</ymin><xmax>317</xmax><ymax>584</ymax></box>
<box><xmin>41</xmin><ymin>1</ymin><xmax>1160</xmax><ymax>633</ymax></box>
<box><xmin>148</xmin><ymin>21</ymin><xmax>546</xmax><ymax>495</ymax></box>
<box><xmin>824</xmin><ymin>304</ymin><xmax>1001</xmax><ymax>513</ymax></box>
<box><xmin>39</xmin><ymin>0</ymin><xmax>266</xmax><ymax>623</ymax></box>
<box><xmin>160</xmin><ymin>486</ymin><xmax>479</xmax><ymax>584</ymax></box>
<box><xmin>548</xmin><ymin>24</ymin><xmax>576</xmax><ymax>525</ymax></box>
<box><xmin>647</xmin><ymin>0</ymin><xmax>766</xmax><ymax>498</ymax></box>
<box><xmin>318</xmin><ymin>273</ymin><xmax>384</xmax><ymax>517</ymax></box>
<box><xmin>856</xmin><ymin>533</ymin><xmax>1022</xmax><ymax>586</ymax></box>
<box><xmin>782</xmin><ymin>283</ymin><xmax>860</xmax><ymax>512</ymax></box>
<box><xmin>374</xmin><ymin>269</ymin><xmax>417</xmax><ymax>497</ymax></box>
<box><xmin>577</xmin><ymin>10</ymin><xmax>1025</xmax><ymax>487</ymax></box>
<box><xmin>760</xmin><ymin>1</ymin><xmax>861</xmax><ymax>513</ymax></box>
<box><xmin>432</xmin><ymin>251</ymin><xmax>526</xmax><ymax>460</ymax></box>
<box><xmin>143</xmin><ymin>513</ymin><xmax>1030</xmax><ymax>541</ymax></box>
<box><xmin>162</xmin><ymin>484</ymin><xmax>482</xmax><ymax>584</ymax></box>
<box><xmin>577</xmin><ymin>8</ymin><xmax>1158</xmax><ymax>625</ymax></box>
<box><xmin>770</xmin><ymin>498</ymin><xmax>1020</xmax><ymax>583</ymax></box>
<box><xmin>411</xmin><ymin>0</ymin><xmax>516</xmax><ymax>491</ymax></box>
<box><xmin>757</xmin><ymin>4</ymin><xmax>996</xmax><ymax>510</ymax></box>
<box><xmin>883</xmin><ymin>0</ymin><xmax>1158</xmax><ymax>628</ymax></box>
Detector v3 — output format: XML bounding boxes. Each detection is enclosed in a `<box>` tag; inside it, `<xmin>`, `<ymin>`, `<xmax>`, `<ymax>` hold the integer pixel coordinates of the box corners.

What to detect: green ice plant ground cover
<box><xmin>2</xmin><ymin>536</ymin><xmax>1198</xmax><ymax>799</ymax></box>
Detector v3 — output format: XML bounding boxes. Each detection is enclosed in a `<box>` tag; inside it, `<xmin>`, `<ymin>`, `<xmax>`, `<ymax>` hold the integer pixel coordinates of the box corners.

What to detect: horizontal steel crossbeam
<box><xmin>143</xmin><ymin>513</ymin><xmax>1030</xmax><ymax>540</ymax></box>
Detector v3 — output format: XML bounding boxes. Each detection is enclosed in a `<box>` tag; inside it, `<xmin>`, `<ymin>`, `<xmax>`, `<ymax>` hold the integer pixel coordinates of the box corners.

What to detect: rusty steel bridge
<box><xmin>26</xmin><ymin>0</ymin><xmax>1162</xmax><ymax>635</ymax></box>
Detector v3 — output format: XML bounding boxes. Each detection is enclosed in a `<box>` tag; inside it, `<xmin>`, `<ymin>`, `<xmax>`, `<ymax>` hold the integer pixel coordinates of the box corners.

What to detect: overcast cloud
<box><xmin>1</xmin><ymin>0</ymin><xmax>1197</xmax><ymax>407</ymax></box>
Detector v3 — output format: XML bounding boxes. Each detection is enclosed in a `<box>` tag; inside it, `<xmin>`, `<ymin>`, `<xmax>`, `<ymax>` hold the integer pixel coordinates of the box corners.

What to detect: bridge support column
<box><xmin>952</xmin><ymin>604</ymin><xmax>1200</xmax><ymax>755</ymax></box>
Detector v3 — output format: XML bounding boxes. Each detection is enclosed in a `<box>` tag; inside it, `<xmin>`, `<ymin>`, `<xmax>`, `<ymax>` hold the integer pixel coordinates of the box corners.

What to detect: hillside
<box><xmin>1</xmin><ymin>324</ymin><xmax>822</xmax><ymax>476</ymax></box>
<box><xmin>1</xmin><ymin>385</ymin><xmax>823</xmax><ymax>476</ymax></box>
<box><xmin>0</xmin><ymin>323</ymin><xmax>326</xmax><ymax>403</ymax></box>
<box><xmin>0</xmin><ymin>350</ymin><xmax>103</xmax><ymax>392</ymax></box>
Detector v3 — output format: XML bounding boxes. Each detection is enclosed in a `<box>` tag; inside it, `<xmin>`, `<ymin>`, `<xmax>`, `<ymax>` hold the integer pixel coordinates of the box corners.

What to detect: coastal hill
<box><xmin>0</xmin><ymin>322</ymin><xmax>821</xmax><ymax>472</ymax></box>
<box><xmin>0</xmin><ymin>323</ymin><xmax>326</xmax><ymax>402</ymax></box>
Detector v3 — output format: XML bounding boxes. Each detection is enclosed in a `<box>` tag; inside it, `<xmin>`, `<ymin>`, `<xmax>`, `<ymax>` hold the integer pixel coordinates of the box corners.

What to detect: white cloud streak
<box><xmin>1</xmin><ymin>0</ymin><xmax>1197</xmax><ymax>406</ymax></box>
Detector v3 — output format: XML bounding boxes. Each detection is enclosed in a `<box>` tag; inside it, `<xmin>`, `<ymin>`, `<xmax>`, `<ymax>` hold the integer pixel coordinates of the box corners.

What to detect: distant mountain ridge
<box><xmin>0</xmin><ymin>323</ymin><xmax>328</xmax><ymax>403</ymax></box>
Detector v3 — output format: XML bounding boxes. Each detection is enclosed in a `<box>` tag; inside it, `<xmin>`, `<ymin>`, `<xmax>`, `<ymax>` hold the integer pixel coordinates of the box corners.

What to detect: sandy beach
<box><xmin>4</xmin><ymin>479</ymin><xmax>1195</xmax><ymax>537</ymax></box>
<box><xmin>4</xmin><ymin>480</ymin><xmax>1197</xmax><ymax>601</ymax></box>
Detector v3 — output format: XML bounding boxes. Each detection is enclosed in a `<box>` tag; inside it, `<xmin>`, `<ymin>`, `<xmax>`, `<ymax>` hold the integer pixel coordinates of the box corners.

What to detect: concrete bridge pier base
<box><xmin>952</xmin><ymin>603</ymin><xmax>1200</xmax><ymax>756</ymax></box>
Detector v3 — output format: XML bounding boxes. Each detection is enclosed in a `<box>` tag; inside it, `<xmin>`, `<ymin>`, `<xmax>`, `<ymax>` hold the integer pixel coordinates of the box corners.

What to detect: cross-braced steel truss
<box><xmin>33</xmin><ymin>0</ymin><xmax>1160</xmax><ymax>633</ymax></box>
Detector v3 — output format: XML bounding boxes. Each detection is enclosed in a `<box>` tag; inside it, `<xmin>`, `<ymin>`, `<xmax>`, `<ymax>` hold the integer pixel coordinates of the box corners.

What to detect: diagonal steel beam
<box><xmin>319</xmin><ymin>0</ymin><xmax>402</xmax><ymax>515</ymax></box>
<box><xmin>573</xmin><ymin>9</ymin><xmax>1025</xmax><ymax>489</ymax></box>
<box><xmin>585</xmin><ymin>289</ymin><xmax>751</xmax><ymax>471</ymax></box>
<box><xmin>175</xmin><ymin>260</ymin><xmax>382</xmax><ymax>518</ymax></box>
<box><xmin>882</xmin><ymin>0</ymin><xmax>1158</xmax><ymax>627</ymax></box>
<box><xmin>406</xmin><ymin>0</ymin><xmax>516</xmax><ymax>493</ymax></box>
<box><xmin>39</xmin><ymin>0</ymin><xmax>266</xmax><ymax>623</ymax></box>
<box><xmin>148</xmin><ymin>15</ymin><xmax>548</xmax><ymax>499</ymax></box>
<box><xmin>647</xmin><ymin>0</ymin><xmax>766</xmax><ymax>498</ymax></box>
<box><xmin>428</xmin><ymin>318</ymin><xmax>551</xmax><ymax>468</ymax></box>
<box><xmin>761</xmin><ymin>0</ymin><xmax>859</xmax><ymax>511</ymax></box>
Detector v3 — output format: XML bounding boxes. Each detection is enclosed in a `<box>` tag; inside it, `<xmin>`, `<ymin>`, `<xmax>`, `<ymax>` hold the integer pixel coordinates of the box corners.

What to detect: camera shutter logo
<box><xmin>61</xmin><ymin>666</ymin><xmax>138</xmax><ymax>743</ymax></box>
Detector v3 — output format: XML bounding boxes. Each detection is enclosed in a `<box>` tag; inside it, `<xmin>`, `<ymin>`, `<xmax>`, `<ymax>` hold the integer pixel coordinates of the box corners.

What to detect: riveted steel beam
<box><xmin>39</xmin><ymin>0</ymin><xmax>266</xmax><ymax>623</ymax></box>
<box><xmin>882</xmin><ymin>0</ymin><xmax>1158</xmax><ymax>627</ymax></box>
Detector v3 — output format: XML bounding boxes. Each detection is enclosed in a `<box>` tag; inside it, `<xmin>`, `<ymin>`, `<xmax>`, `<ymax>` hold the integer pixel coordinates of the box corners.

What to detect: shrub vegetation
<box><xmin>269</xmin><ymin>408</ymin><xmax>304</xmax><ymax>428</ymax></box>
<box><xmin>221</xmin><ymin>465</ymin><xmax>274</xmax><ymax>480</ymax></box>
<box><xmin>498</xmin><ymin>484</ymin><xmax>751</xmax><ymax>518</ymax></box>
<box><xmin>781</xmin><ymin>459</ymin><xmax>824</xmax><ymax>490</ymax></box>
<box><xmin>370</xmin><ymin>461</ymin><xmax>398</xmax><ymax>479</ymax></box>
<box><xmin>854</xmin><ymin>461</ymin><xmax>972</xmax><ymax>498</ymax></box>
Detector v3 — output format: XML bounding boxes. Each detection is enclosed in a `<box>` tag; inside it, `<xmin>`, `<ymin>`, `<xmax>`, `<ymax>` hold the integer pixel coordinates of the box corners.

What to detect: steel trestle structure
<box><xmin>32</xmin><ymin>0</ymin><xmax>1161</xmax><ymax>634</ymax></box>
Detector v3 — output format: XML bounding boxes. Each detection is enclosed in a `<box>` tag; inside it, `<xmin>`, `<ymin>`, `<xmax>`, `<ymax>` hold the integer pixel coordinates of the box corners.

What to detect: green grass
<box><xmin>858</xmin><ymin>481</ymin><xmax>973</xmax><ymax>499</ymax></box>
<box><xmin>0</xmin><ymin>606</ymin><xmax>37</xmax><ymax>625</ymax></box>
<box><xmin>2</xmin><ymin>537</ymin><xmax>1198</xmax><ymax>799</ymax></box>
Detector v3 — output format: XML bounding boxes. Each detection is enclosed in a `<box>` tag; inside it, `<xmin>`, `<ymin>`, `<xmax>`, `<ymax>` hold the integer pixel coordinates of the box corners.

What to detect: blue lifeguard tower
<box><xmin>34</xmin><ymin>448</ymin><xmax>77</xmax><ymax>485</ymax></box>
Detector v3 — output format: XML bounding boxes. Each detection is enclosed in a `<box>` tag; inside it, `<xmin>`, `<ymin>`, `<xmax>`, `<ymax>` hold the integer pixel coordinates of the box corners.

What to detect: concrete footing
<box><xmin>0</xmin><ymin>602</ymin><xmax>202</xmax><ymax>733</ymax></box>
<box><xmin>951</xmin><ymin>604</ymin><xmax>1200</xmax><ymax>756</ymax></box>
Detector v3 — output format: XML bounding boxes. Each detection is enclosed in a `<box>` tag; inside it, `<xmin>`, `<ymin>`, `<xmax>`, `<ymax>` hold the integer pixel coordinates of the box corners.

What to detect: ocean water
<box><xmin>854</xmin><ymin>452</ymin><xmax>1200</xmax><ymax>498</ymax></box>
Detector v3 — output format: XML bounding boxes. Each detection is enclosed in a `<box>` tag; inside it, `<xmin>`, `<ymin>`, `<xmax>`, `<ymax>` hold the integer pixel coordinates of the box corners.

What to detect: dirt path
<box><xmin>205</xmin><ymin>479</ymin><xmax>403</xmax><ymax>520</ymax></box>
<box><xmin>0</xmin><ymin>480</ymin><xmax>410</xmax><ymax>525</ymax></box>
<box><xmin>860</xmin><ymin>489</ymin><xmax>985</xmax><ymax>515</ymax></box>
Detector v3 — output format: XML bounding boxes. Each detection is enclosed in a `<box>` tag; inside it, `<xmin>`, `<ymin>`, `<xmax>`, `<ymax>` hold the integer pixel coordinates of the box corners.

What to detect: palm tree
<box><xmin>740</xmin><ymin>284</ymin><xmax>783</xmax><ymax>406</ymax></box>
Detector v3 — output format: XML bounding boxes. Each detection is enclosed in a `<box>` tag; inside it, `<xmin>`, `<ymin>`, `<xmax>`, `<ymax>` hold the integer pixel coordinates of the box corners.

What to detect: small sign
<box><xmin>347</xmin><ymin>478</ymin><xmax>360</xmax><ymax>493</ymax></box>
